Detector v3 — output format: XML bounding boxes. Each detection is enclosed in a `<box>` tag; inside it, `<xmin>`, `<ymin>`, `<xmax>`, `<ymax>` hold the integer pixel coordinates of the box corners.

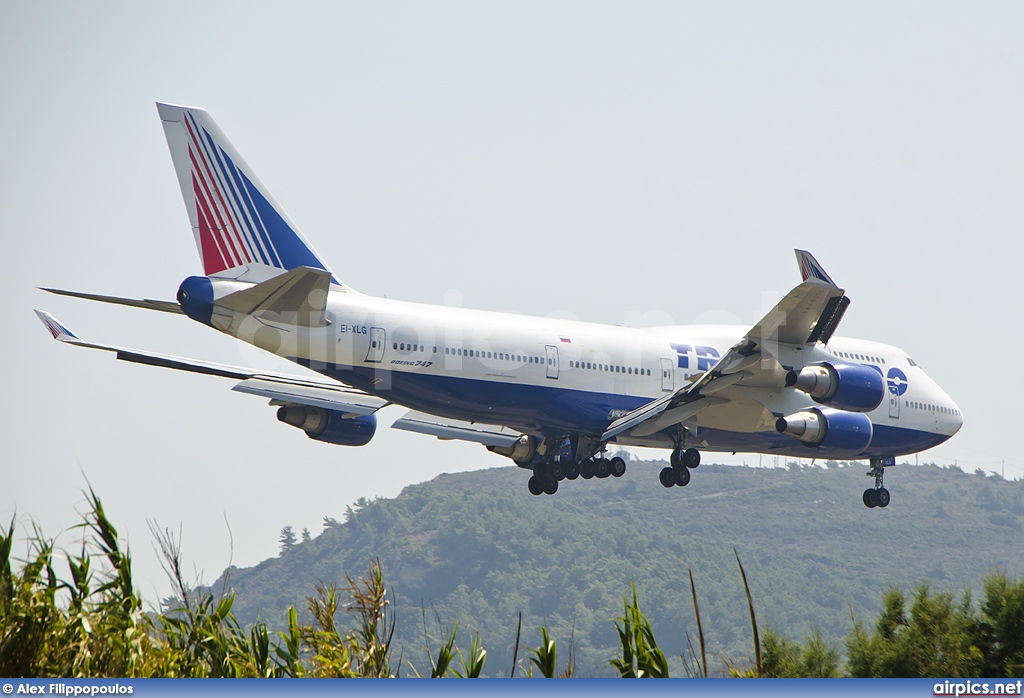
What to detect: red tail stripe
<box><xmin>192</xmin><ymin>174</ymin><xmax>230</xmax><ymax>274</ymax></box>
<box><xmin>184</xmin><ymin>116</ymin><xmax>253</xmax><ymax>267</ymax></box>
<box><xmin>189</xmin><ymin>147</ymin><xmax>246</xmax><ymax>268</ymax></box>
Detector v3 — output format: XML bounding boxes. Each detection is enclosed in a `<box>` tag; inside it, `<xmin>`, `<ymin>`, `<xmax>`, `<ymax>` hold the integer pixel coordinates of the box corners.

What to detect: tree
<box><xmin>301</xmin><ymin>528</ymin><xmax>312</xmax><ymax>545</ymax></box>
<box><xmin>846</xmin><ymin>583</ymin><xmax>983</xmax><ymax>677</ymax></box>
<box><xmin>279</xmin><ymin>527</ymin><xmax>296</xmax><ymax>554</ymax></box>
<box><xmin>762</xmin><ymin>628</ymin><xmax>840</xmax><ymax>677</ymax></box>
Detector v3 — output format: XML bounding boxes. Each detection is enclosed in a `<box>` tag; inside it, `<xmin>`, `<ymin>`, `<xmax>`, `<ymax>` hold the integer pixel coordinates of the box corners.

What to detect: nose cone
<box><xmin>177</xmin><ymin>276</ymin><xmax>214</xmax><ymax>326</ymax></box>
<box><xmin>950</xmin><ymin>398</ymin><xmax>965</xmax><ymax>435</ymax></box>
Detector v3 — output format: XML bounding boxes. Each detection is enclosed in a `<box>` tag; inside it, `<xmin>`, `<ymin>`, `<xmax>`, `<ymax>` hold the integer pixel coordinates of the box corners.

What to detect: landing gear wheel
<box><xmin>595</xmin><ymin>458</ymin><xmax>611</xmax><ymax>479</ymax></box>
<box><xmin>543</xmin><ymin>478</ymin><xmax>558</xmax><ymax>495</ymax></box>
<box><xmin>659</xmin><ymin>467</ymin><xmax>675</xmax><ymax>488</ymax></box>
<box><xmin>549</xmin><ymin>462</ymin><xmax>564</xmax><ymax>481</ymax></box>
<box><xmin>876</xmin><ymin>487</ymin><xmax>890</xmax><ymax>508</ymax></box>
<box><xmin>565</xmin><ymin>461</ymin><xmax>580</xmax><ymax>480</ymax></box>
<box><xmin>674</xmin><ymin>466</ymin><xmax>691</xmax><ymax>487</ymax></box>
<box><xmin>580</xmin><ymin>460</ymin><xmax>595</xmax><ymax>479</ymax></box>
<box><xmin>683</xmin><ymin>448</ymin><xmax>701</xmax><ymax>469</ymax></box>
<box><xmin>610</xmin><ymin>457</ymin><xmax>626</xmax><ymax>478</ymax></box>
<box><xmin>528</xmin><ymin>476</ymin><xmax>544</xmax><ymax>496</ymax></box>
<box><xmin>864</xmin><ymin>457</ymin><xmax>894</xmax><ymax>508</ymax></box>
<box><xmin>670</xmin><ymin>450</ymin><xmax>682</xmax><ymax>469</ymax></box>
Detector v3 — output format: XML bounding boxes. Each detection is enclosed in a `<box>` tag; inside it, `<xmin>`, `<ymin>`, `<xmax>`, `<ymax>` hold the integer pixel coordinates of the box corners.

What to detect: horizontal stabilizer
<box><xmin>391</xmin><ymin>411</ymin><xmax>522</xmax><ymax>448</ymax></box>
<box><xmin>40</xmin><ymin>288</ymin><xmax>183</xmax><ymax>314</ymax></box>
<box><xmin>215</xmin><ymin>266</ymin><xmax>331</xmax><ymax>327</ymax></box>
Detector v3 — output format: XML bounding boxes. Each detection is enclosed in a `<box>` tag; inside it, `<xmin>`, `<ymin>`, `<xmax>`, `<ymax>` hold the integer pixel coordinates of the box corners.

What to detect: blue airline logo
<box><xmin>670</xmin><ymin>344</ymin><xmax>720</xmax><ymax>371</ymax></box>
<box><xmin>887</xmin><ymin>367</ymin><xmax>908</xmax><ymax>396</ymax></box>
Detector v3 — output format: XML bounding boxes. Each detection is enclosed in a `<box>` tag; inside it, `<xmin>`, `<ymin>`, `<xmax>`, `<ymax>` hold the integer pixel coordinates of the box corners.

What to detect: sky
<box><xmin>2</xmin><ymin>1</ymin><xmax>1022</xmax><ymax>599</ymax></box>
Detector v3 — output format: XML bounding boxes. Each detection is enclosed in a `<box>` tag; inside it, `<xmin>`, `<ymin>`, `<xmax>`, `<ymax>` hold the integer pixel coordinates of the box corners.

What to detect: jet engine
<box><xmin>787</xmin><ymin>362</ymin><xmax>884</xmax><ymax>412</ymax></box>
<box><xmin>277</xmin><ymin>406</ymin><xmax>376</xmax><ymax>446</ymax></box>
<box><xmin>488</xmin><ymin>434</ymin><xmax>539</xmax><ymax>466</ymax></box>
<box><xmin>775</xmin><ymin>407</ymin><xmax>872</xmax><ymax>455</ymax></box>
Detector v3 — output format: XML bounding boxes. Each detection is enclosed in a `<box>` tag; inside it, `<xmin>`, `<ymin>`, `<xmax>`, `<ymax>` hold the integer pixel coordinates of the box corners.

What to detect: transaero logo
<box><xmin>887</xmin><ymin>367</ymin><xmax>908</xmax><ymax>396</ymax></box>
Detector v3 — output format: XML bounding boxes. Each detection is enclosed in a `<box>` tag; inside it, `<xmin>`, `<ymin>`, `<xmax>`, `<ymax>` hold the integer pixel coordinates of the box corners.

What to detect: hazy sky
<box><xmin>2</xmin><ymin>1</ymin><xmax>1022</xmax><ymax>598</ymax></box>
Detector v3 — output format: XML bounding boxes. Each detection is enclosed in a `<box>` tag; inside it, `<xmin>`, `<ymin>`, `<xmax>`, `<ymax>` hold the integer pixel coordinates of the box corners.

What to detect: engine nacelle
<box><xmin>488</xmin><ymin>434</ymin><xmax>539</xmax><ymax>466</ymax></box>
<box><xmin>787</xmin><ymin>362</ymin><xmax>884</xmax><ymax>412</ymax></box>
<box><xmin>775</xmin><ymin>407</ymin><xmax>872</xmax><ymax>455</ymax></box>
<box><xmin>277</xmin><ymin>406</ymin><xmax>376</xmax><ymax>446</ymax></box>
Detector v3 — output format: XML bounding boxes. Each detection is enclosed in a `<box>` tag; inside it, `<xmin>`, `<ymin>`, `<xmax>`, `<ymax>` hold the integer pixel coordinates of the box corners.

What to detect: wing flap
<box><xmin>232</xmin><ymin>378</ymin><xmax>386</xmax><ymax>415</ymax></box>
<box><xmin>391</xmin><ymin>411</ymin><xmax>522</xmax><ymax>448</ymax></box>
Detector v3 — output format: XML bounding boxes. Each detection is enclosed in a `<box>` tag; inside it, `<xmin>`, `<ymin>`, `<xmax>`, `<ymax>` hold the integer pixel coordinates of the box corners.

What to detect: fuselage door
<box><xmin>545</xmin><ymin>344</ymin><xmax>559</xmax><ymax>379</ymax></box>
<box><xmin>661</xmin><ymin>357</ymin><xmax>674</xmax><ymax>392</ymax></box>
<box><xmin>365</xmin><ymin>327</ymin><xmax>386</xmax><ymax>363</ymax></box>
<box><xmin>888</xmin><ymin>388</ymin><xmax>901</xmax><ymax>419</ymax></box>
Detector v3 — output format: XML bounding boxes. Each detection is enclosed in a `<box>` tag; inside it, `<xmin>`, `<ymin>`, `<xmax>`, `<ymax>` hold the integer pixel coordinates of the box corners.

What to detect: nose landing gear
<box><xmin>862</xmin><ymin>456</ymin><xmax>895</xmax><ymax>508</ymax></box>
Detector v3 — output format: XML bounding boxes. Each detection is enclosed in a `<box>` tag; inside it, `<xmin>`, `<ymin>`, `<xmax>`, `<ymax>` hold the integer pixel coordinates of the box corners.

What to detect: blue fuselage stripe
<box><xmin>295</xmin><ymin>360</ymin><xmax>949</xmax><ymax>458</ymax></box>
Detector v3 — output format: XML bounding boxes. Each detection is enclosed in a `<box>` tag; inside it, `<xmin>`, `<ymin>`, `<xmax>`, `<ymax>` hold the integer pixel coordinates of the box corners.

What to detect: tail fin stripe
<box><xmin>193</xmin><ymin>169</ymin><xmax>241</xmax><ymax>270</ymax></box>
<box><xmin>184</xmin><ymin>114</ymin><xmax>257</xmax><ymax>268</ymax></box>
<box><xmin>190</xmin><ymin>150</ymin><xmax>244</xmax><ymax>267</ymax></box>
<box><xmin>222</xmin><ymin>149</ymin><xmax>283</xmax><ymax>268</ymax></box>
<box><xmin>189</xmin><ymin>112</ymin><xmax>277</xmax><ymax>267</ymax></box>
<box><xmin>238</xmin><ymin>168</ymin><xmax>333</xmax><ymax>275</ymax></box>
<box><xmin>206</xmin><ymin>134</ymin><xmax>276</xmax><ymax>268</ymax></box>
<box><xmin>203</xmin><ymin>130</ymin><xmax>277</xmax><ymax>267</ymax></box>
<box><xmin>192</xmin><ymin>177</ymin><xmax>230</xmax><ymax>272</ymax></box>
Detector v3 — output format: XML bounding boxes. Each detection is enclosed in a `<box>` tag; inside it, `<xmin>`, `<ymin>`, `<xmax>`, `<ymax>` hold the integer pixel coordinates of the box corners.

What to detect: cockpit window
<box><xmin>907</xmin><ymin>358</ymin><xmax>918</xmax><ymax>367</ymax></box>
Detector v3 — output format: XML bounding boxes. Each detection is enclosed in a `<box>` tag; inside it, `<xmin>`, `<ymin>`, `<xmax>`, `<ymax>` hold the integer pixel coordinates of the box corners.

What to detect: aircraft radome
<box><xmin>36</xmin><ymin>103</ymin><xmax>963</xmax><ymax>508</ymax></box>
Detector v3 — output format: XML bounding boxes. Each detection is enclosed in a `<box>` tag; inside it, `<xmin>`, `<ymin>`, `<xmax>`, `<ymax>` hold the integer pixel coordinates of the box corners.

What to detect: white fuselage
<box><xmin>214</xmin><ymin>284</ymin><xmax>962</xmax><ymax>459</ymax></box>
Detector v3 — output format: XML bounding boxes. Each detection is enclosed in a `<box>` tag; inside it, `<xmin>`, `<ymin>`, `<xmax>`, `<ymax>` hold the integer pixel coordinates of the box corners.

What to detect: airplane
<box><xmin>35</xmin><ymin>103</ymin><xmax>963</xmax><ymax>508</ymax></box>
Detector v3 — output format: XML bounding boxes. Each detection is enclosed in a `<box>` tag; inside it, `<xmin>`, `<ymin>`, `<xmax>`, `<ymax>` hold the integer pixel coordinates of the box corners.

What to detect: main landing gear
<box><xmin>862</xmin><ymin>456</ymin><xmax>895</xmax><ymax>508</ymax></box>
<box><xmin>528</xmin><ymin>456</ymin><xmax>626</xmax><ymax>496</ymax></box>
<box><xmin>660</xmin><ymin>447</ymin><xmax>701</xmax><ymax>488</ymax></box>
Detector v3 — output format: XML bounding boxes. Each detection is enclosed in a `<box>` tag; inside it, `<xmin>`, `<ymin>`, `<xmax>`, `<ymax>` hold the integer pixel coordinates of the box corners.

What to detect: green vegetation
<box><xmin>2</xmin><ymin>462</ymin><xmax>1023</xmax><ymax>678</ymax></box>
<box><xmin>221</xmin><ymin>461</ymin><xmax>1023</xmax><ymax>674</ymax></box>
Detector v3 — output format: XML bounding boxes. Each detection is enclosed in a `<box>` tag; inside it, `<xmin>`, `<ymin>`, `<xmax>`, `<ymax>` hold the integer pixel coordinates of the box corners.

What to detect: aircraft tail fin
<box><xmin>156</xmin><ymin>103</ymin><xmax>348</xmax><ymax>290</ymax></box>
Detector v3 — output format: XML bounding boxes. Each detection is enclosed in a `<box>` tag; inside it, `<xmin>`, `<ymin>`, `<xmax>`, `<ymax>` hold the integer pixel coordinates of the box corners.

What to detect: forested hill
<box><xmin>211</xmin><ymin>461</ymin><xmax>1023</xmax><ymax>677</ymax></box>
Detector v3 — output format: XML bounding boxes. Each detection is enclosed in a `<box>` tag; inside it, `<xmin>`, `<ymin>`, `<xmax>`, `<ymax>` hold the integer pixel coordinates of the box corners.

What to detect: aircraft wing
<box><xmin>34</xmin><ymin>310</ymin><xmax>387</xmax><ymax>416</ymax></box>
<box><xmin>602</xmin><ymin>250</ymin><xmax>847</xmax><ymax>441</ymax></box>
<box><xmin>391</xmin><ymin>411</ymin><xmax>523</xmax><ymax>448</ymax></box>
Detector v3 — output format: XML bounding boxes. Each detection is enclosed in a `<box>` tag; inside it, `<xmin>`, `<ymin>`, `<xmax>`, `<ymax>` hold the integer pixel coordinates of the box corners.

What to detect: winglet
<box><xmin>794</xmin><ymin>250</ymin><xmax>838</xmax><ymax>287</ymax></box>
<box><xmin>34</xmin><ymin>310</ymin><xmax>81</xmax><ymax>342</ymax></box>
